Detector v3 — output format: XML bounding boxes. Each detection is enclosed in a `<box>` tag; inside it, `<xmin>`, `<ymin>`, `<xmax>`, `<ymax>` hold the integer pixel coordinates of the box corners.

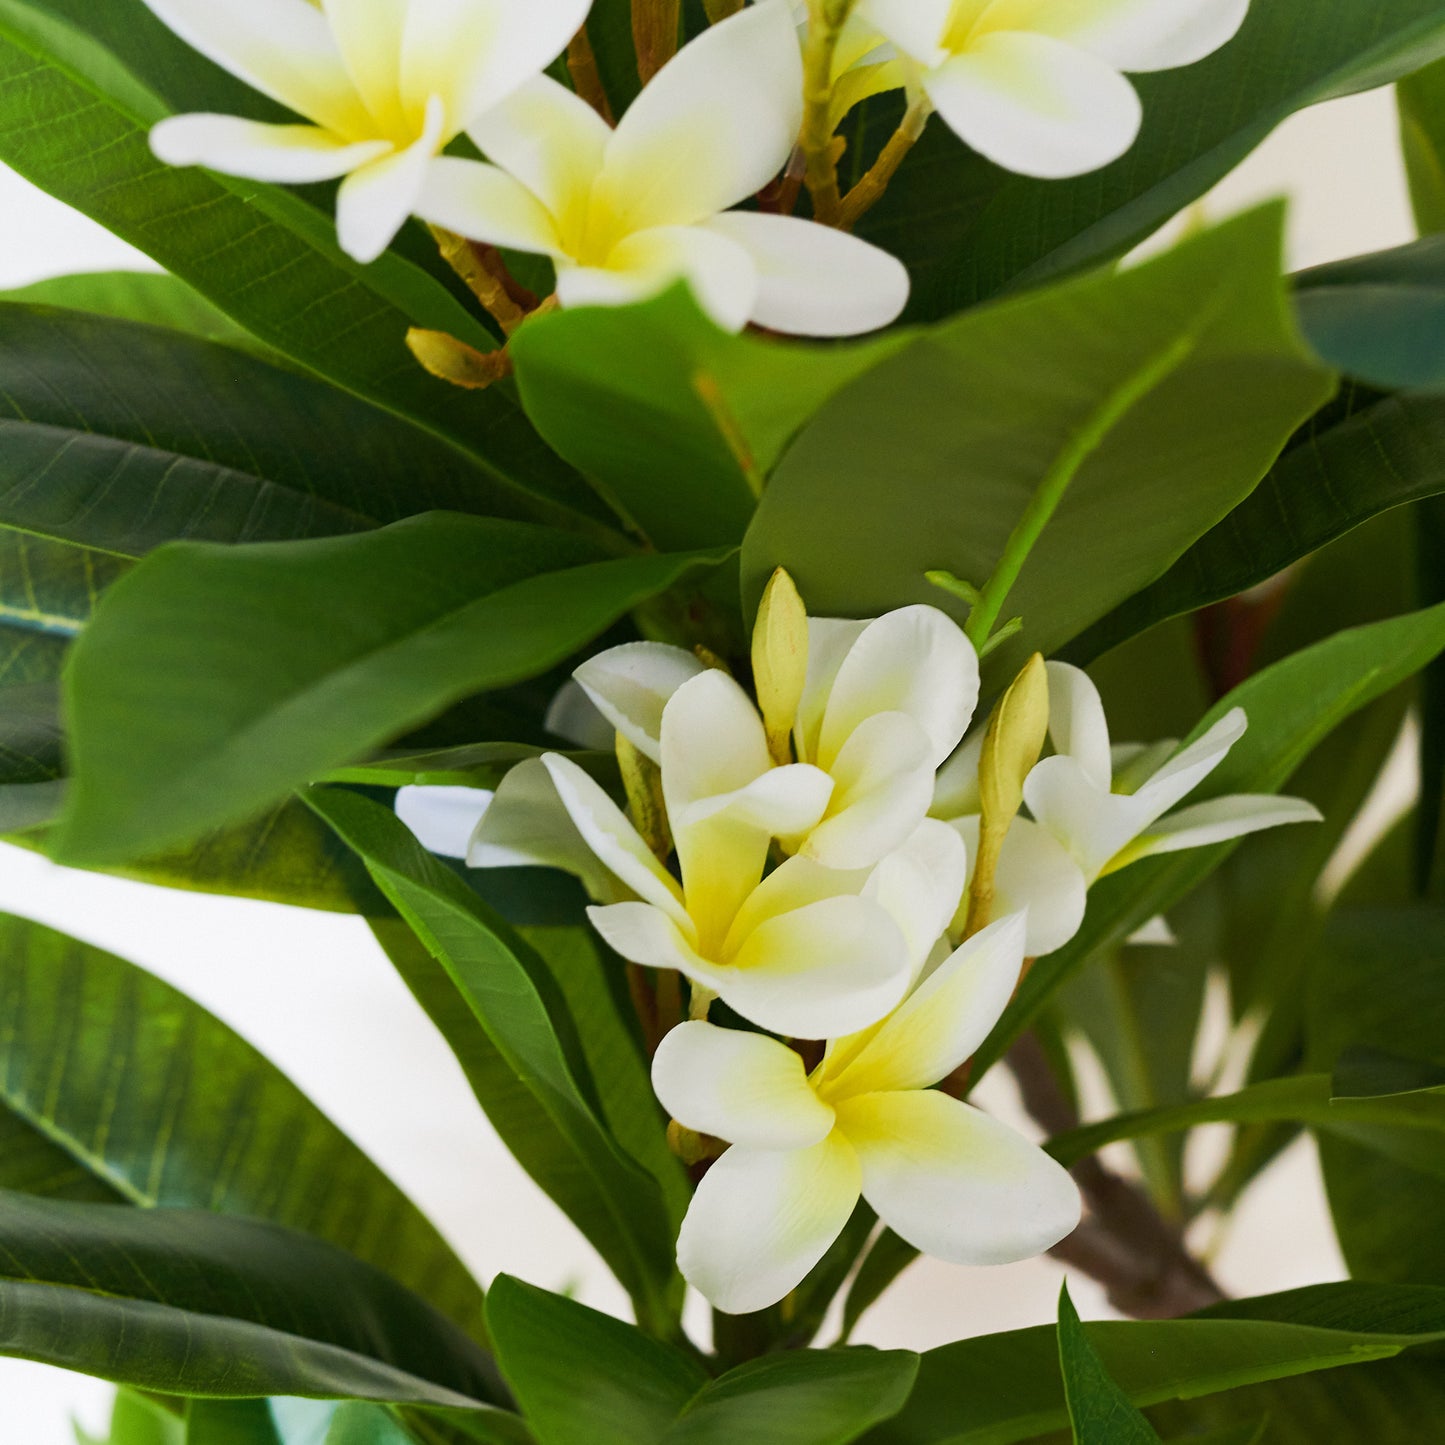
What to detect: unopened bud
<box><xmin>617</xmin><ymin>733</ymin><xmax>672</xmax><ymax>862</ymax></box>
<box><xmin>752</xmin><ymin>568</ymin><xmax>809</xmax><ymax>765</ymax></box>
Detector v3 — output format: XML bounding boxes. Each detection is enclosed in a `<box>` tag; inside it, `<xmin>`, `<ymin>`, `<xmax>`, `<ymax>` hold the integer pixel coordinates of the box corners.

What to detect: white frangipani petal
<box><xmin>148</xmin><ymin>117</ymin><xmax>390</xmax><ymax>183</ymax></box>
<box><xmin>1044</xmin><ymin>662</ymin><xmax>1113</xmax><ymax>791</ymax></box>
<box><xmin>855</xmin><ymin>0</ymin><xmax>954</xmax><ymax>68</ymax></box>
<box><xmin>542</xmin><ymin>755</ymin><xmax>688</xmax><ymax>923</ymax></box>
<box><xmin>824</xmin><ymin>912</ymin><xmax>1026</xmax><ymax>1096</ymax></box>
<box><xmin>704</xmin><ymin>212</ymin><xmax>910</xmax><ymax>338</ymax></box>
<box><xmin>468</xmin><ymin>75</ymin><xmax>613</xmax><ymax>234</ymax></box>
<box><xmin>677</xmin><ymin>1134</ymin><xmax>861</xmax><ymax>1316</ymax></box>
<box><xmin>922</xmin><ymin>31</ymin><xmax>1143</xmax><ymax>181</ymax></box>
<box><xmin>572</xmin><ymin>643</ymin><xmax>706</xmax><ymax>765</ymax></box>
<box><xmin>544</xmin><ymin>680</ymin><xmax>616</xmax><ymax>752</ymax></box>
<box><xmin>842</xmin><ymin>1090</ymin><xmax>1081</xmax><ymax>1265</ymax></box>
<box><xmin>467</xmin><ymin>759</ymin><xmax>632</xmax><ymax>905</ymax></box>
<box><xmin>139</xmin><ymin>0</ymin><xmax>368</xmax><ymax>134</ymax></box>
<box><xmin>395</xmin><ymin>784</ymin><xmax>492</xmax><ymax>860</ymax></box>
<box><xmin>586</xmin><ymin>900</ymin><xmax>708</xmax><ymax>979</ymax></box>
<box><xmin>335</xmin><ymin>94</ymin><xmax>447</xmax><ymax>263</ymax></box>
<box><xmin>819</xmin><ymin>607</ymin><xmax>980</xmax><ymax>771</ymax></box>
<box><xmin>599</xmin><ymin>0</ymin><xmax>804</xmax><ymax>232</ymax></box>
<box><xmin>931</xmin><ymin>730</ymin><xmax>985</xmax><ymax>821</ymax></box>
<box><xmin>652</xmin><ymin>1023</ymin><xmax>835</xmax><ymax>1150</ymax></box>
<box><xmin>1129</xmin><ymin>709</ymin><xmax>1248</xmax><ymax>823</ymax></box>
<box><xmin>864</xmin><ymin>818</ymin><xmax>970</xmax><ymax>978</ymax></box>
<box><xmin>1116</xmin><ymin>793</ymin><xmax>1322</xmax><ymax>869</ymax></box>
<box><xmin>795</xmin><ymin>618</ymin><xmax>871</xmax><ymax>764</ymax></box>
<box><xmin>321</xmin><ymin>0</ymin><xmax>408</xmax><ymax>131</ymax></box>
<box><xmin>415</xmin><ymin>157</ymin><xmax>564</xmax><ymax>256</ymax></box>
<box><xmin>1024</xmin><ymin>753</ymin><xmax>1140</xmax><ymax>881</ymax></box>
<box><xmin>1029</xmin><ymin>0</ymin><xmax>1250</xmax><ymax>72</ymax></box>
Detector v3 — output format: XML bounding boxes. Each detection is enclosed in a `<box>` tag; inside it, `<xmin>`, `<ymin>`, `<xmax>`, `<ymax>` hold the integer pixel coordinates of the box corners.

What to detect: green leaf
<box><xmin>0</xmin><ymin>912</ymin><xmax>487</xmax><ymax>1339</ymax></box>
<box><xmin>56</xmin><ymin>514</ymin><xmax>723</xmax><ymax>864</ymax></box>
<box><xmin>1064</xmin><ymin>381</ymin><xmax>1445</xmax><ymax>670</ymax></box>
<box><xmin>1</xmin><ymin>270</ymin><xmax>265</xmax><ymax>355</ymax></box>
<box><xmin>970</xmin><ymin>598</ymin><xmax>1445</xmax><ymax>1082</ymax></box>
<box><xmin>0</xmin><ymin>1188</ymin><xmax>501</xmax><ymax>1407</ymax></box>
<box><xmin>0</xmin><ymin>303</ymin><xmax>564</xmax><ymax>556</ymax></box>
<box><xmin>487</xmin><ymin>1277</ymin><xmax>917</xmax><ymax>1445</ymax></box>
<box><xmin>486</xmin><ymin>1276</ymin><xmax>708</xmax><ymax>1445</ymax></box>
<box><xmin>856</xmin><ymin>0</ymin><xmax>1445</xmax><ymax>319</ymax></box>
<box><xmin>743</xmin><ymin>207</ymin><xmax>1334</xmax><ymax>676</ymax></box>
<box><xmin>1057</xmin><ymin>1284</ymin><xmax>1161</xmax><ymax>1444</ymax></box>
<box><xmin>1400</xmin><ymin>55</ymin><xmax>1445</xmax><ymax>233</ymax></box>
<box><xmin>511</xmin><ymin>287</ymin><xmax>907</xmax><ymax>552</ymax></box>
<box><xmin>305</xmin><ymin>790</ymin><xmax>681</xmax><ymax>1331</ymax></box>
<box><xmin>185</xmin><ymin>1401</ymin><xmax>284</xmax><ymax>1445</ymax></box>
<box><xmin>0</xmin><ymin>2</ymin><xmax>606</xmax><ymax>532</ymax></box>
<box><xmin>91</xmin><ymin>1392</ymin><xmax>187</xmax><ymax>1445</ymax></box>
<box><xmin>864</xmin><ymin>1282</ymin><xmax>1445</xmax><ymax>1445</ymax></box>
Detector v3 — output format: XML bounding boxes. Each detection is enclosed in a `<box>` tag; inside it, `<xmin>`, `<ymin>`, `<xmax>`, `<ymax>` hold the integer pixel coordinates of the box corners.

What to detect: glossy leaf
<box><xmin>743</xmin><ymin>207</ymin><xmax>1333</xmax><ymax>676</ymax></box>
<box><xmin>1060</xmin><ymin>382</ymin><xmax>1445</xmax><ymax>664</ymax></box>
<box><xmin>0</xmin><ymin>912</ymin><xmax>486</xmax><ymax>1338</ymax></box>
<box><xmin>511</xmin><ymin>287</ymin><xmax>907</xmax><ymax>552</ymax></box>
<box><xmin>56</xmin><ymin>515</ymin><xmax>722</xmax><ymax>864</ymax></box>
<box><xmin>854</xmin><ymin>0</ymin><xmax>1445</xmax><ymax>319</ymax></box>
<box><xmin>1057</xmin><ymin>1285</ymin><xmax>1160</xmax><ymax>1444</ymax></box>
<box><xmin>0</xmin><ymin>1</ymin><xmax>605</xmax><ymax>531</ymax></box>
<box><xmin>865</xmin><ymin>1282</ymin><xmax>1445</xmax><ymax>1445</ymax></box>
<box><xmin>971</xmin><ymin>599</ymin><xmax>1445</xmax><ymax>1081</ymax></box>
<box><xmin>0</xmin><ymin>1188</ymin><xmax>500</xmax><ymax>1407</ymax></box>
<box><xmin>306</xmin><ymin>790</ymin><xmax>681</xmax><ymax>1331</ymax></box>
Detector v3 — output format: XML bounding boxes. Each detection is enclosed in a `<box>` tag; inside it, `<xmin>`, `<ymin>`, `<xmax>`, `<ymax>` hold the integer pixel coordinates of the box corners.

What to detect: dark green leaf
<box><xmin>0</xmin><ymin>1188</ymin><xmax>500</xmax><ymax>1406</ymax></box>
<box><xmin>56</xmin><ymin>515</ymin><xmax>722</xmax><ymax>864</ymax></box>
<box><xmin>1400</xmin><ymin>55</ymin><xmax>1445</xmax><ymax>233</ymax></box>
<box><xmin>90</xmin><ymin>1392</ymin><xmax>186</xmax><ymax>1445</ymax></box>
<box><xmin>856</xmin><ymin>0</ymin><xmax>1445</xmax><ymax>319</ymax></box>
<box><xmin>743</xmin><ymin>208</ymin><xmax>1333</xmax><ymax>675</ymax></box>
<box><xmin>0</xmin><ymin>2</ymin><xmax>606</xmax><ymax>532</ymax></box>
<box><xmin>0</xmin><ymin>912</ymin><xmax>484</xmax><ymax>1339</ymax></box>
<box><xmin>864</xmin><ymin>1282</ymin><xmax>1445</xmax><ymax>1445</ymax></box>
<box><xmin>307</xmin><ymin>790</ymin><xmax>681</xmax><ymax>1331</ymax></box>
<box><xmin>185</xmin><ymin>1401</ymin><xmax>284</xmax><ymax>1445</ymax></box>
<box><xmin>1057</xmin><ymin>1284</ymin><xmax>1161</xmax><ymax>1444</ymax></box>
<box><xmin>511</xmin><ymin>287</ymin><xmax>906</xmax><ymax>552</ymax></box>
<box><xmin>973</xmin><ymin>599</ymin><xmax>1445</xmax><ymax>1082</ymax></box>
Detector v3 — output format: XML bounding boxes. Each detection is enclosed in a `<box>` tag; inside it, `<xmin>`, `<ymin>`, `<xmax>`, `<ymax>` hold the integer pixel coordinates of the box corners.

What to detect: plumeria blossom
<box><xmin>140</xmin><ymin>0</ymin><xmax>588</xmax><ymax>263</ymax></box>
<box><xmin>414</xmin><ymin>0</ymin><xmax>910</xmax><ymax>334</ymax></box>
<box><xmin>789</xmin><ymin>1</ymin><xmax>906</xmax><ymax>127</ymax></box>
<box><xmin>931</xmin><ymin>661</ymin><xmax>1319</xmax><ymax>956</ymax></box>
<box><xmin>471</xmin><ymin>670</ymin><xmax>958</xmax><ymax>1037</ymax></box>
<box><xmin>857</xmin><ymin>0</ymin><xmax>1250</xmax><ymax>179</ymax></box>
<box><xmin>654</xmin><ymin>911</ymin><xmax>1081</xmax><ymax>1313</ymax></box>
<box><xmin>571</xmin><ymin>606</ymin><xmax>980</xmax><ymax>872</ymax></box>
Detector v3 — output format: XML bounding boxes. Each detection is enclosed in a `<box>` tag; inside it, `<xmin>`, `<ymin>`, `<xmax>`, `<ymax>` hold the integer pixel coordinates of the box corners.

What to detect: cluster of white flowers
<box><xmin>400</xmin><ymin>571</ymin><xmax>1316</xmax><ymax>1313</ymax></box>
<box><xmin>139</xmin><ymin>0</ymin><xmax>1249</xmax><ymax>336</ymax></box>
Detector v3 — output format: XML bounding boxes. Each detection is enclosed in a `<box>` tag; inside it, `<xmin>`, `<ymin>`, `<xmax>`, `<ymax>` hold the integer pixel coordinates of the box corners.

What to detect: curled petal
<box><xmin>599</xmin><ymin>0</ymin><xmax>804</xmax><ymax>231</ymax></box>
<box><xmin>1110</xmin><ymin>793</ymin><xmax>1322</xmax><ymax>873</ymax></box>
<box><xmin>1129</xmin><ymin>708</ymin><xmax>1248</xmax><ymax>823</ymax></box>
<box><xmin>335</xmin><ymin>95</ymin><xmax>447</xmax><ymax>263</ymax></box>
<box><xmin>573</xmin><ymin>642</ymin><xmax>706</xmax><ymax>764</ymax></box>
<box><xmin>1027</xmin><ymin>0</ymin><xmax>1250</xmax><ymax>72</ymax></box>
<box><xmin>677</xmin><ymin>1133</ymin><xmax>861</xmax><ymax>1314</ymax></box>
<box><xmin>652</xmin><ymin>1022</ymin><xmax>835</xmax><ymax>1150</ymax></box>
<box><xmin>824</xmin><ymin>912</ymin><xmax>1026</xmax><ymax>1096</ymax></box>
<box><xmin>467</xmin><ymin>759</ymin><xmax>631</xmax><ymax>905</ymax></box>
<box><xmin>542</xmin><ymin>755</ymin><xmax>688</xmax><ymax>922</ymax></box>
<box><xmin>841</xmin><ymin>1089</ymin><xmax>1081</xmax><ymax>1265</ymax></box>
<box><xmin>544</xmin><ymin>681</ymin><xmax>615</xmax><ymax>751</ymax></box>
<box><xmin>819</xmin><ymin>606</ymin><xmax>980</xmax><ymax>771</ymax></box>
<box><xmin>587</xmin><ymin>901</ymin><xmax>709</xmax><ymax>980</ymax></box>
<box><xmin>395</xmin><ymin>784</ymin><xmax>492</xmax><ymax>860</ymax></box>
<box><xmin>149</xmin><ymin>116</ymin><xmax>389</xmax><ymax>183</ymax></box>
<box><xmin>1023</xmin><ymin>754</ymin><xmax>1140</xmax><ymax>881</ymax></box>
<box><xmin>922</xmin><ymin>31</ymin><xmax>1142</xmax><ymax>180</ymax></box>
<box><xmin>704</xmin><ymin>212</ymin><xmax>910</xmax><ymax>338</ymax></box>
<box><xmin>1044</xmin><ymin>662</ymin><xmax>1113</xmax><ymax>791</ymax></box>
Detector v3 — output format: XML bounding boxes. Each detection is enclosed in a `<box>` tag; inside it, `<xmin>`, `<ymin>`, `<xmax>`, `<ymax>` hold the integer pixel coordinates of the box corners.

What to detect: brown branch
<box><xmin>427</xmin><ymin>226</ymin><xmax>531</xmax><ymax>335</ymax></box>
<box><xmin>1009</xmin><ymin>1032</ymin><xmax>1226</xmax><ymax>1320</ymax></box>
<box><xmin>836</xmin><ymin>98</ymin><xmax>930</xmax><ymax>230</ymax></box>
<box><xmin>633</xmin><ymin>0</ymin><xmax>680</xmax><ymax>85</ymax></box>
<box><xmin>567</xmin><ymin>24</ymin><xmax>614</xmax><ymax>123</ymax></box>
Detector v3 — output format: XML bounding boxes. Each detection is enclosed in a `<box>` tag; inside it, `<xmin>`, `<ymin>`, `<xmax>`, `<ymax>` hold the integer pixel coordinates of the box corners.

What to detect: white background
<box><xmin>0</xmin><ymin>84</ymin><xmax>1418</xmax><ymax>1442</ymax></box>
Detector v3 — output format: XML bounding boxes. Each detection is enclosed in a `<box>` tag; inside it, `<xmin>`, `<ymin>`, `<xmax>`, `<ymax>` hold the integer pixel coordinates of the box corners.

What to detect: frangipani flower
<box><xmin>472</xmin><ymin>669</ymin><xmax>945</xmax><ymax>1037</ymax></box>
<box><xmin>572</xmin><ymin>605</ymin><xmax>980</xmax><ymax>872</ymax></box>
<box><xmin>654</xmin><ymin>911</ymin><xmax>1081</xmax><ymax>1313</ymax></box>
<box><xmin>857</xmin><ymin>0</ymin><xmax>1250</xmax><ymax>179</ymax></box>
<box><xmin>415</xmin><ymin>0</ymin><xmax>910</xmax><ymax>334</ymax></box>
<box><xmin>930</xmin><ymin>662</ymin><xmax>1319</xmax><ymax>957</ymax></box>
<box><xmin>141</xmin><ymin>0</ymin><xmax>588</xmax><ymax>262</ymax></box>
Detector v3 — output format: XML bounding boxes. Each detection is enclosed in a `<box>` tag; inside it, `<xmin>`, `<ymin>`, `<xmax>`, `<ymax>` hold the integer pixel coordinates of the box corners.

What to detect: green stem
<box><xmin>964</xmin><ymin>334</ymin><xmax>1197</xmax><ymax>651</ymax></box>
<box><xmin>800</xmin><ymin>1</ymin><xmax>855</xmax><ymax>224</ymax></box>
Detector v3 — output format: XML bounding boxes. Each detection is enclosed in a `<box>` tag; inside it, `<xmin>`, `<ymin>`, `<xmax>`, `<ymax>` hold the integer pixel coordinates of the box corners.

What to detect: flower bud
<box><xmin>752</xmin><ymin>568</ymin><xmax>810</xmax><ymax>766</ymax></box>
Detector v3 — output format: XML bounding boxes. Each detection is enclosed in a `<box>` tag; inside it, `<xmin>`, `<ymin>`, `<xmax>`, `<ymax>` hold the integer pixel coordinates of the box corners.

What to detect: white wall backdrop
<box><xmin>0</xmin><ymin>84</ymin><xmax>1415</xmax><ymax>1443</ymax></box>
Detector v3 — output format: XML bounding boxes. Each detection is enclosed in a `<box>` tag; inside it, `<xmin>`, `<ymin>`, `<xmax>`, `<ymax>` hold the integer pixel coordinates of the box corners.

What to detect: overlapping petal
<box><xmin>863</xmin><ymin>818</ymin><xmax>969</xmax><ymax>978</ymax></box>
<box><xmin>840</xmin><ymin>1089</ymin><xmax>1081</xmax><ymax>1265</ymax></box>
<box><xmin>322</xmin><ymin>0</ymin><xmax>409</xmax><ymax>132</ymax></box>
<box><xmin>676</xmin><ymin>1133</ymin><xmax>861</xmax><ymax>1316</ymax></box>
<box><xmin>1028</xmin><ymin>0</ymin><xmax>1250</xmax><ymax>72</ymax></box>
<box><xmin>336</xmin><ymin>92</ymin><xmax>446</xmax><ymax>263</ymax></box>
<box><xmin>855</xmin><ymin>0</ymin><xmax>954</xmax><ymax>67</ymax></box>
<box><xmin>148</xmin><ymin>117</ymin><xmax>390</xmax><ymax>183</ymax></box>
<box><xmin>416</xmin><ymin>156</ymin><xmax>564</xmax><ymax>256</ymax></box>
<box><xmin>653</xmin><ymin>1022</ymin><xmax>835</xmax><ymax>1149</ymax></box>
<box><xmin>1044</xmin><ymin>662</ymin><xmax>1113</xmax><ymax>790</ymax></box>
<box><xmin>572</xmin><ymin>643</ymin><xmax>706</xmax><ymax>764</ymax></box>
